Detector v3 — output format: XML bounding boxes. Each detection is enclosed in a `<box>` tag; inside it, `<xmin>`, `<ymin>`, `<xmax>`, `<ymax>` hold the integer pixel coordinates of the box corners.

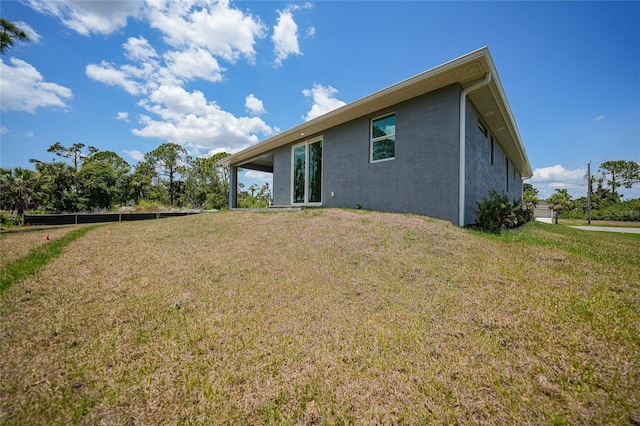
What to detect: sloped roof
<box><xmin>220</xmin><ymin>47</ymin><xmax>532</xmax><ymax>178</ymax></box>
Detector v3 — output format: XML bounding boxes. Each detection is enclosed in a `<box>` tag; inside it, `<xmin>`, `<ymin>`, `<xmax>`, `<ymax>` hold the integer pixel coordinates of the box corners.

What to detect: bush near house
<box><xmin>472</xmin><ymin>190</ymin><xmax>532</xmax><ymax>232</ymax></box>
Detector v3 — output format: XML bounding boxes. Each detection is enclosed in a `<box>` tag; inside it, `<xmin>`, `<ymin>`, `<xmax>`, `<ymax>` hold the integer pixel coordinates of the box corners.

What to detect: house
<box><xmin>219</xmin><ymin>47</ymin><xmax>532</xmax><ymax>226</ymax></box>
<box><xmin>534</xmin><ymin>201</ymin><xmax>554</xmax><ymax>219</ymax></box>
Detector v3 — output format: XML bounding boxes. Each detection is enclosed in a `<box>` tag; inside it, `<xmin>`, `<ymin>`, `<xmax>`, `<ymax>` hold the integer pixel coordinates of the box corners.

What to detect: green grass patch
<box><xmin>471</xmin><ymin>220</ymin><xmax>640</xmax><ymax>268</ymax></box>
<box><xmin>557</xmin><ymin>218</ymin><xmax>640</xmax><ymax>228</ymax></box>
<box><xmin>0</xmin><ymin>225</ymin><xmax>99</xmax><ymax>295</ymax></box>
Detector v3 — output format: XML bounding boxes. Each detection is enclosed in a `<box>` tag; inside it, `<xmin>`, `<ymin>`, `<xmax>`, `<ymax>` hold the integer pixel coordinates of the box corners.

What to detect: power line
<box><xmin>599</xmin><ymin>126</ymin><xmax>640</xmax><ymax>164</ymax></box>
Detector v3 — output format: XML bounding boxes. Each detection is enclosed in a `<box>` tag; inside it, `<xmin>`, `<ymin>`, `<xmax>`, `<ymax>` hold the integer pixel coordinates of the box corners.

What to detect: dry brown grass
<box><xmin>1</xmin><ymin>209</ymin><xmax>638</xmax><ymax>424</ymax></box>
<box><xmin>0</xmin><ymin>225</ymin><xmax>89</xmax><ymax>269</ymax></box>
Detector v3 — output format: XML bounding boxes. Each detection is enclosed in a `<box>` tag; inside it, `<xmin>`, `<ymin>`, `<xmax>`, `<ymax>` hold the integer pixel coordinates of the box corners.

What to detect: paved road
<box><xmin>570</xmin><ymin>226</ymin><xmax>640</xmax><ymax>234</ymax></box>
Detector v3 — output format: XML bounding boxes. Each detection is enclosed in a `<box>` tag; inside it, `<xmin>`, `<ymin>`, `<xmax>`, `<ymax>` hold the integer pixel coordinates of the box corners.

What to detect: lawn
<box><xmin>1</xmin><ymin>209</ymin><xmax>638</xmax><ymax>424</ymax></box>
<box><xmin>556</xmin><ymin>219</ymin><xmax>640</xmax><ymax>228</ymax></box>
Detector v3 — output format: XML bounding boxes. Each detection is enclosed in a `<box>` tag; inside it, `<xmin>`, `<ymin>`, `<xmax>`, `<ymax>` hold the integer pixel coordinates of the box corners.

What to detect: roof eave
<box><xmin>219</xmin><ymin>47</ymin><xmax>533</xmax><ymax>178</ymax></box>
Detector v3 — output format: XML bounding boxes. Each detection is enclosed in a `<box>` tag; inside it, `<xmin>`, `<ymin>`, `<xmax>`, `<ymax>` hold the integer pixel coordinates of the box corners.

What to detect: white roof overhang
<box><xmin>219</xmin><ymin>47</ymin><xmax>532</xmax><ymax>179</ymax></box>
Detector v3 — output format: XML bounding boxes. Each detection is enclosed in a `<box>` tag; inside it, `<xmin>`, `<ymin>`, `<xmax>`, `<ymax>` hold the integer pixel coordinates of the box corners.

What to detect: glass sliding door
<box><xmin>308</xmin><ymin>140</ymin><xmax>322</xmax><ymax>203</ymax></box>
<box><xmin>293</xmin><ymin>145</ymin><xmax>306</xmax><ymax>204</ymax></box>
<box><xmin>292</xmin><ymin>138</ymin><xmax>322</xmax><ymax>205</ymax></box>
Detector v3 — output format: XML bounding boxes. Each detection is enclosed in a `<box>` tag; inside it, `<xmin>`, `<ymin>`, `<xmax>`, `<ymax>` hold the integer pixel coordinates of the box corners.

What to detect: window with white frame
<box><xmin>370</xmin><ymin>113</ymin><xmax>395</xmax><ymax>162</ymax></box>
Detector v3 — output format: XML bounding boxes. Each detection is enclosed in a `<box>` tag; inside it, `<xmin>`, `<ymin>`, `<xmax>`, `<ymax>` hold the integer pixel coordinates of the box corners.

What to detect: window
<box><xmin>490</xmin><ymin>136</ymin><xmax>495</xmax><ymax>165</ymax></box>
<box><xmin>478</xmin><ymin>120</ymin><xmax>488</xmax><ymax>137</ymax></box>
<box><xmin>292</xmin><ymin>138</ymin><xmax>322</xmax><ymax>204</ymax></box>
<box><xmin>505</xmin><ymin>156</ymin><xmax>509</xmax><ymax>192</ymax></box>
<box><xmin>371</xmin><ymin>114</ymin><xmax>395</xmax><ymax>162</ymax></box>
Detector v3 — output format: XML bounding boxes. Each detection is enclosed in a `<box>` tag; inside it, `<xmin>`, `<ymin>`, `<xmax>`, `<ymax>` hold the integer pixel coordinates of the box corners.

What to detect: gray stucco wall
<box><xmin>464</xmin><ymin>98</ymin><xmax>523</xmax><ymax>225</ymax></box>
<box><xmin>273</xmin><ymin>84</ymin><xmax>462</xmax><ymax>223</ymax></box>
<box><xmin>270</xmin><ymin>83</ymin><xmax>523</xmax><ymax>225</ymax></box>
<box><xmin>272</xmin><ymin>146</ymin><xmax>292</xmax><ymax>206</ymax></box>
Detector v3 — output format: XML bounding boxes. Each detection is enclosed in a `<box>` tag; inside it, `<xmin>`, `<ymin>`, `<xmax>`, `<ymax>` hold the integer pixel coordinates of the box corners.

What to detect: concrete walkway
<box><xmin>535</xmin><ymin>218</ymin><xmax>640</xmax><ymax>233</ymax></box>
<box><xmin>536</xmin><ymin>218</ymin><xmax>553</xmax><ymax>224</ymax></box>
<box><xmin>570</xmin><ymin>226</ymin><xmax>640</xmax><ymax>234</ymax></box>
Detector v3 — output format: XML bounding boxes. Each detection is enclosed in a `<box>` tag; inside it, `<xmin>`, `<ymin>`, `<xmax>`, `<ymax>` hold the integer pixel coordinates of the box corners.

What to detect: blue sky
<box><xmin>1</xmin><ymin>0</ymin><xmax>639</xmax><ymax>200</ymax></box>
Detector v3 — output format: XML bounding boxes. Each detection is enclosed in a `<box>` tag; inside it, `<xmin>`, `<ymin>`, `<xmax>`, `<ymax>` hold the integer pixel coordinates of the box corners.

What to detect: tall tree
<box><xmin>238</xmin><ymin>182</ymin><xmax>271</xmax><ymax>208</ymax></box>
<box><xmin>181</xmin><ymin>154</ymin><xmax>230</xmax><ymax>209</ymax></box>
<box><xmin>77</xmin><ymin>162</ymin><xmax>117</xmax><ymax>211</ymax></box>
<box><xmin>590</xmin><ymin>174</ymin><xmax>618</xmax><ymax>209</ymax></box>
<box><xmin>129</xmin><ymin>161</ymin><xmax>155</xmax><ymax>204</ymax></box>
<box><xmin>144</xmin><ymin>143</ymin><xmax>188</xmax><ymax>206</ymax></box>
<box><xmin>599</xmin><ymin>160</ymin><xmax>640</xmax><ymax>199</ymax></box>
<box><xmin>78</xmin><ymin>151</ymin><xmax>131</xmax><ymax>210</ymax></box>
<box><xmin>47</xmin><ymin>142</ymin><xmax>98</xmax><ymax>171</ymax></box>
<box><xmin>0</xmin><ymin>18</ymin><xmax>29</xmax><ymax>54</ymax></box>
<box><xmin>522</xmin><ymin>182</ymin><xmax>539</xmax><ymax>211</ymax></box>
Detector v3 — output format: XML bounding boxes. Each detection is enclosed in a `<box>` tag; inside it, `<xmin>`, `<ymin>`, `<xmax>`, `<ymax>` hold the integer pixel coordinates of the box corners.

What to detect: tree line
<box><xmin>526</xmin><ymin>160</ymin><xmax>640</xmax><ymax>221</ymax></box>
<box><xmin>0</xmin><ymin>142</ymin><xmax>271</xmax><ymax>216</ymax></box>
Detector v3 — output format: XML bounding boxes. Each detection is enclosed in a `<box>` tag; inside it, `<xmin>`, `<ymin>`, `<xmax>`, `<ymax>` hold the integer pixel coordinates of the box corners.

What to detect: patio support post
<box><xmin>230</xmin><ymin>165</ymin><xmax>238</xmax><ymax>208</ymax></box>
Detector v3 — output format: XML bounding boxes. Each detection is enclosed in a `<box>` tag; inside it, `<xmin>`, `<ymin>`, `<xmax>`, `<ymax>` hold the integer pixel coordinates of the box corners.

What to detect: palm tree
<box><xmin>547</xmin><ymin>189</ymin><xmax>572</xmax><ymax>224</ymax></box>
<box><xmin>1</xmin><ymin>18</ymin><xmax>29</xmax><ymax>54</ymax></box>
<box><xmin>31</xmin><ymin>160</ymin><xmax>78</xmax><ymax>212</ymax></box>
<box><xmin>0</xmin><ymin>167</ymin><xmax>45</xmax><ymax>215</ymax></box>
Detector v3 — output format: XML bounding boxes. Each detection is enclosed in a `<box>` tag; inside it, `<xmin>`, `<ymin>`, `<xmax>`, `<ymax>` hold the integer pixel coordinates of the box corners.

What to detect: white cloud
<box><xmin>132</xmin><ymin>85</ymin><xmax>275</xmax><ymax>152</ymax></box>
<box><xmin>25</xmin><ymin>131</ymin><xmax>35</xmax><ymax>138</ymax></box>
<box><xmin>86</xmin><ymin>60</ymin><xmax>145</xmax><ymax>95</ymax></box>
<box><xmin>528</xmin><ymin>164</ymin><xmax>587</xmax><ymax>198</ymax></box>
<box><xmin>591</xmin><ymin>115</ymin><xmax>605</xmax><ymax>121</ymax></box>
<box><xmin>122</xmin><ymin>149</ymin><xmax>145</xmax><ymax>162</ymax></box>
<box><xmin>530</xmin><ymin>164</ymin><xmax>585</xmax><ymax>182</ymax></box>
<box><xmin>0</xmin><ymin>58</ymin><xmax>72</xmax><ymax>113</ymax></box>
<box><xmin>0</xmin><ymin>126</ymin><xmax>8</xmax><ymax>134</ymax></box>
<box><xmin>302</xmin><ymin>83</ymin><xmax>346</xmax><ymax>121</ymax></box>
<box><xmin>146</xmin><ymin>1</ymin><xmax>266</xmax><ymax>64</ymax></box>
<box><xmin>245</xmin><ymin>170</ymin><xmax>273</xmax><ymax>182</ymax></box>
<box><xmin>272</xmin><ymin>6</ymin><xmax>302</xmax><ymax>66</ymax></box>
<box><xmin>61</xmin><ymin>2</ymin><xmax>279</xmax><ymax>156</ymax></box>
<box><xmin>245</xmin><ymin>94</ymin><xmax>265</xmax><ymax>116</ymax></box>
<box><xmin>123</xmin><ymin>36</ymin><xmax>158</xmax><ymax>62</ymax></box>
<box><xmin>202</xmin><ymin>147</ymin><xmax>234</xmax><ymax>157</ymax></box>
<box><xmin>26</xmin><ymin>0</ymin><xmax>142</xmax><ymax>36</ymax></box>
<box><xmin>116</xmin><ymin>112</ymin><xmax>130</xmax><ymax>122</ymax></box>
<box><xmin>164</xmin><ymin>47</ymin><xmax>224</xmax><ymax>83</ymax></box>
<box><xmin>306</xmin><ymin>26</ymin><xmax>316</xmax><ymax>38</ymax></box>
<box><xmin>15</xmin><ymin>21</ymin><xmax>41</xmax><ymax>44</ymax></box>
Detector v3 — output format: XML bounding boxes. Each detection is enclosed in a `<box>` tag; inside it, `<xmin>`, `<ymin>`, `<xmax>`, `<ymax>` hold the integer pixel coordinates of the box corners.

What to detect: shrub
<box><xmin>0</xmin><ymin>212</ymin><xmax>23</xmax><ymax>227</ymax></box>
<box><xmin>133</xmin><ymin>200</ymin><xmax>166</xmax><ymax>213</ymax></box>
<box><xmin>560</xmin><ymin>198</ymin><xmax>640</xmax><ymax>221</ymax></box>
<box><xmin>472</xmin><ymin>190</ymin><xmax>531</xmax><ymax>232</ymax></box>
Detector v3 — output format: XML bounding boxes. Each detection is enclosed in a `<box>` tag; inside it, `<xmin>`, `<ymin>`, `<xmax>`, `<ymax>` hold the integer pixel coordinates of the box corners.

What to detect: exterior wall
<box><xmin>464</xmin><ymin>98</ymin><xmax>523</xmax><ymax>225</ymax></box>
<box><xmin>272</xmin><ymin>84</ymin><xmax>462</xmax><ymax>223</ymax></box>
<box><xmin>272</xmin><ymin>145</ymin><xmax>292</xmax><ymax>206</ymax></box>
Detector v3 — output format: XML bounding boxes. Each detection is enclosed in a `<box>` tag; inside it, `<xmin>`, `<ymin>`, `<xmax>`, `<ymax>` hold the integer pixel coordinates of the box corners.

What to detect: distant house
<box><xmin>534</xmin><ymin>201</ymin><xmax>554</xmax><ymax>219</ymax></box>
<box><xmin>219</xmin><ymin>47</ymin><xmax>532</xmax><ymax>226</ymax></box>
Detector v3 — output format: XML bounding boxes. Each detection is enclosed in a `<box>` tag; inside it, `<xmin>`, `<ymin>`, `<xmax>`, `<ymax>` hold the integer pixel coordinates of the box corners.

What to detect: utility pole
<box><xmin>587</xmin><ymin>161</ymin><xmax>592</xmax><ymax>225</ymax></box>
